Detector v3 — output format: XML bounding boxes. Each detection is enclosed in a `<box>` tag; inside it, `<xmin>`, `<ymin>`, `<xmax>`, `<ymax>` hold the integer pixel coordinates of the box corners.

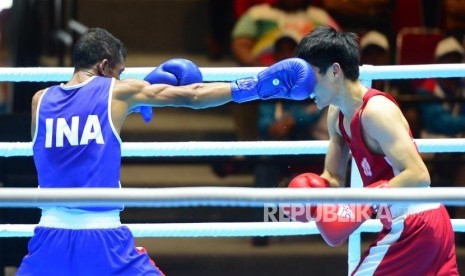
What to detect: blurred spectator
<box><xmin>258</xmin><ymin>99</ymin><xmax>327</xmax><ymax>142</ymax></box>
<box><xmin>359</xmin><ymin>30</ymin><xmax>391</xmax><ymax>91</ymax></box>
<box><xmin>257</xmin><ymin>30</ymin><xmax>303</xmax><ymax>66</ymax></box>
<box><xmin>231</xmin><ymin>0</ymin><xmax>339</xmax><ymax>67</ymax></box>
<box><xmin>321</xmin><ymin>0</ymin><xmax>393</xmax><ymax>35</ymax></box>
<box><xmin>230</xmin><ymin>0</ymin><xmax>339</xmax><ymax>142</ymax></box>
<box><xmin>207</xmin><ymin>0</ymin><xmax>278</xmax><ymax>61</ymax></box>
<box><xmin>418</xmin><ymin>37</ymin><xmax>465</xmax><ymax>139</ymax></box>
<box><xmin>417</xmin><ymin>36</ymin><xmax>465</xmax><ymax>218</ymax></box>
<box><xmin>442</xmin><ymin>0</ymin><xmax>465</xmax><ymax>41</ymax></box>
<box><xmin>234</xmin><ymin>0</ymin><xmax>277</xmax><ymax>20</ymax></box>
<box><xmin>257</xmin><ymin>32</ymin><xmax>328</xmax><ymax>143</ymax></box>
<box><xmin>359</xmin><ymin>29</ymin><xmax>427</xmax><ymax>138</ymax></box>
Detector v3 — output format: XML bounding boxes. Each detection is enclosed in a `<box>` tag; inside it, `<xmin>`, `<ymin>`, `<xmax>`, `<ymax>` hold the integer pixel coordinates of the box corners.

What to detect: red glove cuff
<box><xmin>368</xmin><ymin>180</ymin><xmax>392</xmax><ymax>230</ymax></box>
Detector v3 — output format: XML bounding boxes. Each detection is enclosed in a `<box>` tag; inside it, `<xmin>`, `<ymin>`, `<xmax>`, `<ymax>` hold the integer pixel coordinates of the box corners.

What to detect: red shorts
<box><xmin>352</xmin><ymin>204</ymin><xmax>458</xmax><ymax>276</ymax></box>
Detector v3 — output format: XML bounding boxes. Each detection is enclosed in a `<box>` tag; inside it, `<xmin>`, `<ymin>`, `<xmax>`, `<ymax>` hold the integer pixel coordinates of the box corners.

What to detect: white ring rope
<box><xmin>1</xmin><ymin>220</ymin><xmax>464</xmax><ymax>238</ymax></box>
<box><xmin>0</xmin><ymin>138</ymin><xmax>465</xmax><ymax>157</ymax></box>
<box><xmin>0</xmin><ymin>64</ymin><xmax>464</xmax><ymax>82</ymax></box>
<box><xmin>0</xmin><ymin>222</ymin><xmax>322</xmax><ymax>238</ymax></box>
<box><xmin>0</xmin><ymin>187</ymin><xmax>465</xmax><ymax>207</ymax></box>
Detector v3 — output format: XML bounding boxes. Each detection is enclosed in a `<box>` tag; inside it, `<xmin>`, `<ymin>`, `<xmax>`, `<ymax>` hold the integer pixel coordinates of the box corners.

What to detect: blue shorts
<box><xmin>16</xmin><ymin>226</ymin><xmax>165</xmax><ymax>276</ymax></box>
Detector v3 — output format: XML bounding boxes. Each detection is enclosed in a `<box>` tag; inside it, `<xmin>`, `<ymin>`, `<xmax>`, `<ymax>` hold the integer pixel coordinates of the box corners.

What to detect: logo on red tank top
<box><xmin>361</xmin><ymin>157</ymin><xmax>372</xmax><ymax>177</ymax></box>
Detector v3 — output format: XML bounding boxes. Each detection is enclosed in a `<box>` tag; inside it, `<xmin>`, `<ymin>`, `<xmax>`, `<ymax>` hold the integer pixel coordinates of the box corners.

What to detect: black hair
<box><xmin>72</xmin><ymin>27</ymin><xmax>127</xmax><ymax>70</ymax></box>
<box><xmin>296</xmin><ymin>26</ymin><xmax>360</xmax><ymax>81</ymax></box>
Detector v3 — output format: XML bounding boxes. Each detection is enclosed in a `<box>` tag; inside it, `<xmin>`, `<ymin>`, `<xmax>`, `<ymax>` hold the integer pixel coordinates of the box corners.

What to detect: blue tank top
<box><xmin>33</xmin><ymin>76</ymin><xmax>122</xmax><ymax>210</ymax></box>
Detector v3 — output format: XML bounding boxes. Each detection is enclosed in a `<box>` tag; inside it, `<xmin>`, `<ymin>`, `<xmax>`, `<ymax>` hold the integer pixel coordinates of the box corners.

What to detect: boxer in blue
<box><xmin>17</xmin><ymin>27</ymin><xmax>316</xmax><ymax>275</ymax></box>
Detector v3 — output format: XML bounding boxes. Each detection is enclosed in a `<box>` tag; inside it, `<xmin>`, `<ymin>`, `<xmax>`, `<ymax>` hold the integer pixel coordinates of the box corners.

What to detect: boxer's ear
<box><xmin>98</xmin><ymin>59</ymin><xmax>109</xmax><ymax>77</ymax></box>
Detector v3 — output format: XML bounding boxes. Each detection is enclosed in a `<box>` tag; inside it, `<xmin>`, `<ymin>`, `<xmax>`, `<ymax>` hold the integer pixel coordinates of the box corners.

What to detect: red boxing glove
<box><xmin>288</xmin><ymin>173</ymin><xmax>330</xmax><ymax>189</ymax></box>
<box><xmin>369</xmin><ymin>180</ymin><xmax>392</xmax><ymax>230</ymax></box>
<box><xmin>282</xmin><ymin>173</ymin><xmax>330</xmax><ymax>222</ymax></box>
<box><xmin>315</xmin><ymin>180</ymin><xmax>390</xmax><ymax>247</ymax></box>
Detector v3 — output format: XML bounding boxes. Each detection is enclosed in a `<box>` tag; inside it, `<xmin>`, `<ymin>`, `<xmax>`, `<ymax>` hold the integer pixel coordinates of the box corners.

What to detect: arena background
<box><xmin>0</xmin><ymin>1</ymin><xmax>464</xmax><ymax>275</ymax></box>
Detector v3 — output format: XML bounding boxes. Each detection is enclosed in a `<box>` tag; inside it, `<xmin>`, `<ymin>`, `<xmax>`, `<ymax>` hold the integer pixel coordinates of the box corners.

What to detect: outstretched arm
<box><xmin>116</xmin><ymin>57</ymin><xmax>316</xmax><ymax>110</ymax></box>
<box><xmin>117</xmin><ymin>80</ymin><xmax>233</xmax><ymax>110</ymax></box>
<box><xmin>112</xmin><ymin>58</ymin><xmax>316</xmax><ymax>131</ymax></box>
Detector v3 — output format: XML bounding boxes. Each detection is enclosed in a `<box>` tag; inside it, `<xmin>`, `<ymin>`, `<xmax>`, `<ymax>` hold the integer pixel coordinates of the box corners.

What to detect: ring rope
<box><xmin>2</xmin><ymin>220</ymin><xmax>465</xmax><ymax>238</ymax></box>
<box><xmin>1</xmin><ymin>187</ymin><xmax>465</xmax><ymax>207</ymax></box>
<box><xmin>0</xmin><ymin>139</ymin><xmax>464</xmax><ymax>157</ymax></box>
<box><xmin>0</xmin><ymin>64</ymin><xmax>464</xmax><ymax>82</ymax></box>
<box><xmin>0</xmin><ymin>222</ymin><xmax>322</xmax><ymax>238</ymax></box>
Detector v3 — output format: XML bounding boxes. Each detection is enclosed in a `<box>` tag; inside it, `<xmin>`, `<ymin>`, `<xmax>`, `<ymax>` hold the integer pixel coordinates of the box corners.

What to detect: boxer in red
<box><xmin>286</xmin><ymin>26</ymin><xmax>459</xmax><ymax>275</ymax></box>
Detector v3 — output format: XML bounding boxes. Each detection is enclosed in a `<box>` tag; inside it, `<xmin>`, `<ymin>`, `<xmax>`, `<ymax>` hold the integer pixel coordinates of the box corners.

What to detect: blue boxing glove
<box><xmin>130</xmin><ymin>58</ymin><xmax>203</xmax><ymax>123</ymax></box>
<box><xmin>144</xmin><ymin>58</ymin><xmax>203</xmax><ymax>85</ymax></box>
<box><xmin>231</xmin><ymin>58</ymin><xmax>315</xmax><ymax>103</ymax></box>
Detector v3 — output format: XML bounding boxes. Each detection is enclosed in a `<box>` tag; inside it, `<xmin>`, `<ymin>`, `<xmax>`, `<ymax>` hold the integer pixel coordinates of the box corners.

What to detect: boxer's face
<box><xmin>310</xmin><ymin>63</ymin><xmax>340</xmax><ymax>110</ymax></box>
<box><xmin>107</xmin><ymin>63</ymin><xmax>125</xmax><ymax>80</ymax></box>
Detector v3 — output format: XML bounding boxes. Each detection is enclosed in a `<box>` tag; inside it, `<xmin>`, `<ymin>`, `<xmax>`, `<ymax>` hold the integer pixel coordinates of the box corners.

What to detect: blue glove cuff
<box><xmin>231</xmin><ymin>77</ymin><xmax>259</xmax><ymax>103</ymax></box>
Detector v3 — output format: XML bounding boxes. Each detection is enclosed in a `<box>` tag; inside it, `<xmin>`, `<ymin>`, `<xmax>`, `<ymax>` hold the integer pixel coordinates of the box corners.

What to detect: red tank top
<box><xmin>338</xmin><ymin>89</ymin><xmax>414</xmax><ymax>186</ymax></box>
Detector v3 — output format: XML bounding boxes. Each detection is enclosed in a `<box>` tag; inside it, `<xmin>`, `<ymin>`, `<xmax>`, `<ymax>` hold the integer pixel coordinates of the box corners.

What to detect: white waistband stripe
<box><xmin>38</xmin><ymin>207</ymin><xmax>121</xmax><ymax>229</ymax></box>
